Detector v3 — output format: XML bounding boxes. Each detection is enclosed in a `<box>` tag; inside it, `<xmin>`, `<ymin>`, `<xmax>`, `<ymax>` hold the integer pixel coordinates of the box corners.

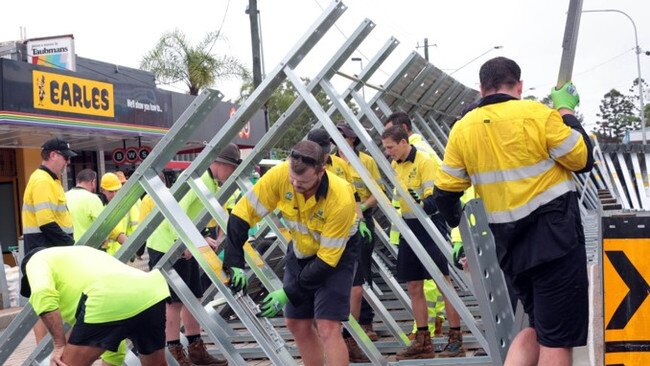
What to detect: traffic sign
<box><xmin>603</xmin><ymin>215</ymin><xmax>650</xmax><ymax>366</ymax></box>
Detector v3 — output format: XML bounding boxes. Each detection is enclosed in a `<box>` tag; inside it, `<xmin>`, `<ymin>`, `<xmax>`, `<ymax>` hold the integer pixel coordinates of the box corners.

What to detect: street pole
<box><xmin>583</xmin><ymin>9</ymin><xmax>646</xmax><ymax>145</ymax></box>
<box><xmin>424</xmin><ymin>38</ymin><xmax>429</xmax><ymax>61</ymax></box>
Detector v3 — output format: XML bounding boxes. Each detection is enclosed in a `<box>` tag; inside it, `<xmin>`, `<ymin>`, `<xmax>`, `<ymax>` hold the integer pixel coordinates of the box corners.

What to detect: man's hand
<box><xmin>258</xmin><ymin>289</ymin><xmax>289</xmax><ymax>317</ymax></box>
<box><xmin>358</xmin><ymin>220</ymin><xmax>372</xmax><ymax>241</ymax></box>
<box><xmin>408</xmin><ymin>189</ymin><xmax>421</xmax><ymax>204</ymax></box>
<box><xmin>182</xmin><ymin>249</ymin><xmax>193</xmax><ymax>260</ymax></box>
<box><xmin>50</xmin><ymin>345</ymin><xmax>68</xmax><ymax>366</ymax></box>
<box><xmin>228</xmin><ymin>267</ymin><xmax>248</xmax><ymax>294</ymax></box>
<box><xmin>452</xmin><ymin>241</ymin><xmax>465</xmax><ymax>270</ymax></box>
<box><xmin>205</xmin><ymin>236</ymin><xmax>219</xmax><ymax>251</ymax></box>
<box><xmin>551</xmin><ymin>82</ymin><xmax>580</xmax><ymax>112</ymax></box>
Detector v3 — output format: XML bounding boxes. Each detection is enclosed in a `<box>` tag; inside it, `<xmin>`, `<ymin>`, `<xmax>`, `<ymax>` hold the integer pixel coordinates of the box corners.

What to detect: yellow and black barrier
<box><xmin>603</xmin><ymin>213</ymin><xmax>650</xmax><ymax>366</ymax></box>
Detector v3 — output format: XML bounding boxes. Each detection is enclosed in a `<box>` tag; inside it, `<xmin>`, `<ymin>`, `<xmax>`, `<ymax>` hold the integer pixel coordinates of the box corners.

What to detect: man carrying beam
<box><xmin>224</xmin><ymin>140</ymin><xmax>360</xmax><ymax>366</ymax></box>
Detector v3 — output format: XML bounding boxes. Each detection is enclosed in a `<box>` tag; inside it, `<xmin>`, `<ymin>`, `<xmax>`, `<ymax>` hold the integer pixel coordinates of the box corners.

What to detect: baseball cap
<box><xmin>41</xmin><ymin>138</ymin><xmax>77</xmax><ymax>159</ymax></box>
<box><xmin>115</xmin><ymin>171</ymin><xmax>128</xmax><ymax>183</ymax></box>
<box><xmin>307</xmin><ymin>128</ymin><xmax>331</xmax><ymax>154</ymax></box>
<box><xmin>101</xmin><ymin>173</ymin><xmax>122</xmax><ymax>191</ymax></box>
<box><xmin>20</xmin><ymin>247</ymin><xmax>47</xmax><ymax>298</ymax></box>
<box><xmin>214</xmin><ymin>143</ymin><xmax>242</xmax><ymax>167</ymax></box>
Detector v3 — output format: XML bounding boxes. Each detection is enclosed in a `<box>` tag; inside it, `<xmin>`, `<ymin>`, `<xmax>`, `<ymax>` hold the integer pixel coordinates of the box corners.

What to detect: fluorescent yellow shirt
<box><xmin>27</xmin><ymin>246</ymin><xmax>169</xmax><ymax>324</ymax></box>
<box><xmin>436</xmin><ymin>99</ymin><xmax>588</xmax><ymax>223</ymax></box>
<box><xmin>232</xmin><ymin>161</ymin><xmax>358</xmax><ymax>267</ymax></box>
<box><xmin>391</xmin><ymin>147</ymin><xmax>435</xmax><ymax>219</ymax></box>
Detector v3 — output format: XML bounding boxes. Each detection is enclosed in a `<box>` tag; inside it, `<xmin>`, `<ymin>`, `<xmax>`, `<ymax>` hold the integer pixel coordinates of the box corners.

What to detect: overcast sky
<box><xmin>3</xmin><ymin>0</ymin><xmax>649</xmax><ymax>131</ymax></box>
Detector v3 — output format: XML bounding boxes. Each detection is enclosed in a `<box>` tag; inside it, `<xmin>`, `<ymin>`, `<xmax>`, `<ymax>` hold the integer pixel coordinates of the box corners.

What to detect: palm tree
<box><xmin>141</xmin><ymin>29</ymin><xmax>250</xmax><ymax>95</ymax></box>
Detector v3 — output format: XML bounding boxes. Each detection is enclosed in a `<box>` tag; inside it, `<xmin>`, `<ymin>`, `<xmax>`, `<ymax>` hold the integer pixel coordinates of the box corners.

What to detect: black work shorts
<box><xmin>510</xmin><ymin>244</ymin><xmax>588</xmax><ymax>347</ymax></box>
<box><xmin>397</xmin><ymin>218</ymin><xmax>449</xmax><ymax>282</ymax></box>
<box><xmin>68</xmin><ymin>295</ymin><xmax>166</xmax><ymax>355</ymax></box>
<box><xmin>148</xmin><ymin>247</ymin><xmax>204</xmax><ymax>302</ymax></box>
<box><xmin>353</xmin><ymin>212</ymin><xmax>376</xmax><ymax>286</ymax></box>
<box><xmin>284</xmin><ymin>236</ymin><xmax>358</xmax><ymax>321</ymax></box>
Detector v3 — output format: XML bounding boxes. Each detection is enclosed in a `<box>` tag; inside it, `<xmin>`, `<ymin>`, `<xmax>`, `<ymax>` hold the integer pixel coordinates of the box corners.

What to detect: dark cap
<box><xmin>41</xmin><ymin>138</ymin><xmax>77</xmax><ymax>159</ymax></box>
<box><xmin>20</xmin><ymin>247</ymin><xmax>47</xmax><ymax>298</ymax></box>
<box><xmin>307</xmin><ymin>128</ymin><xmax>331</xmax><ymax>154</ymax></box>
<box><xmin>336</xmin><ymin>122</ymin><xmax>361</xmax><ymax>146</ymax></box>
<box><xmin>214</xmin><ymin>143</ymin><xmax>242</xmax><ymax>167</ymax></box>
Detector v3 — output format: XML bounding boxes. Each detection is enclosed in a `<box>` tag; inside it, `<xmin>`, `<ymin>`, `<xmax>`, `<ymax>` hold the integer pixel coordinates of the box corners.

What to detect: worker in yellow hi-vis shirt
<box><xmin>381</xmin><ymin>125</ymin><xmax>464</xmax><ymax>360</ymax></box>
<box><xmin>384</xmin><ymin>112</ymin><xmax>447</xmax><ymax>342</ymax></box>
<box><xmin>335</xmin><ymin>122</ymin><xmax>385</xmax><ymax>351</ymax></box>
<box><xmin>435</xmin><ymin>57</ymin><xmax>593</xmax><ymax>366</ymax></box>
<box><xmin>99</xmin><ymin>173</ymin><xmax>134</xmax><ymax>256</ymax></box>
<box><xmin>224</xmin><ymin>140</ymin><xmax>360</xmax><ymax>366</ymax></box>
<box><xmin>21</xmin><ymin>246</ymin><xmax>169</xmax><ymax>366</ymax></box>
<box><xmin>21</xmin><ymin>138</ymin><xmax>76</xmax><ymax>352</ymax></box>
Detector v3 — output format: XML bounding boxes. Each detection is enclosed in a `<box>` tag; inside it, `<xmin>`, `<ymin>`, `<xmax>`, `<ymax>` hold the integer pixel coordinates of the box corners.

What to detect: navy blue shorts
<box><xmin>510</xmin><ymin>244</ymin><xmax>588</xmax><ymax>347</ymax></box>
<box><xmin>284</xmin><ymin>240</ymin><xmax>358</xmax><ymax>321</ymax></box>
<box><xmin>397</xmin><ymin>218</ymin><xmax>449</xmax><ymax>282</ymax></box>
<box><xmin>148</xmin><ymin>248</ymin><xmax>204</xmax><ymax>302</ymax></box>
<box><xmin>68</xmin><ymin>295</ymin><xmax>166</xmax><ymax>355</ymax></box>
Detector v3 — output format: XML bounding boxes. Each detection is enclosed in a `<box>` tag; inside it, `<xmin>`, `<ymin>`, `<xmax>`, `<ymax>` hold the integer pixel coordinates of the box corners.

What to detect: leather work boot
<box><xmin>345</xmin><ymin>337</ymin><xmax>370</xmax><ymax>363</ymax></box>
<box><xmin>396</xmin><ymin>329</ymin><xmax>435</xmax><ymax>360</ymax></box>
<box><xmin>438</xmin><ymin>329</ymin><xmax>466</xmax><ymax>357</ymax></box>
<box><xmin>188</xmin><ymin>338</ymin><xmax>228</xmax><ymax>366</ymax></box>
<box><xmin>361</xmin><ymin>323</ymin><xmax>379</xmax><ymax>341</ymax></box>
<box><xmin>408</xmin><ymin>331</ymin><xmax>416</xmax><ymax>341</ymax></box>
<box><xmin>168</xmin><ymin>344</ymin><xmax>197</xmax><ymax>366</ymax></box>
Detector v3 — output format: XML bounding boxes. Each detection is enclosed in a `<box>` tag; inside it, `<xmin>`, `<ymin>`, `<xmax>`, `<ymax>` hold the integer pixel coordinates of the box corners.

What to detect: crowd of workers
<box><xmin>18</xmin><ymin>56</ymin><xmax>592</xmax><ymax>366</ymax></box>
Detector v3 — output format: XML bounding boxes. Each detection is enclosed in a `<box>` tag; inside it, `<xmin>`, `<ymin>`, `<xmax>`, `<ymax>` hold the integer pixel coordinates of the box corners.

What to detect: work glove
<box><xmin>258</xmin><ymin>289</ymin><xmax>289</xmax><ymax>317</ymax></box>
<box><xmin>551</xmin><ymin>82</ymin><xmax>580</xmax><ymax>112</ymax></box>
<box><xmin>452</xmin><ymin>242</ymin><xmax>465</xmax><ymax>270</ymax></box>
<box><xmin>359</xmin><ymin>220</ymin><xmax>373</xmax><ymax>241</ymax></box>
<box><xmin>408</xmin><ymin>189</ymin><xmax>421</xmax><ymax>204</ymax></box>
<box><xmin>227</xmin><ymin>267</ymin><xmax>248</xmax><ymax>294</ymax></box>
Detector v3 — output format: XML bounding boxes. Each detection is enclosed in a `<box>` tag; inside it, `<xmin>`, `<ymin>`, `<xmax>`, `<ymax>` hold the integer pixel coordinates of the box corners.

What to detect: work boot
<box><xmin>438</xmin><ymin>329</ymin><xmax>466</xmax><ymax>357</ymax></box>
<box><xmin>408</xmin><ymin>331</ymin><xmax>416</xmax><ymax>341</ymax></box>
<box><xmin>345</xmin><ymin>337</ymin><xmax>370</xmax><ymax>363</ymax></box>
<box><xmin>188</xmin><ymin>338</ymin><xmax>228</xmax><ymax>366</ymax></box>
<box><xmin>396</xmin><ymin>329</ymin><xmax>435</xmax><ymax>360</ymax></box>
<box><xmin>361</xmin><ymin>323</ymin><xmax>379</xmax><ymax>341</ymax></box>
<box><xmin>168</xmin><ymin>344</ymin><xmax>197</xmax><ymax>366</ymax></box>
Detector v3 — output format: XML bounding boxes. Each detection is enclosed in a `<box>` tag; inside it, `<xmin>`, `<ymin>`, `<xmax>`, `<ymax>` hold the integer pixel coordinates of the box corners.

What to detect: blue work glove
<box><xmin>551</xmin><ymin>82</ymin><xmax>580</xmax><ymax>111</ymax></box>
<box><xmin>227</xmin><ymin>267</ymin><xmax>248</xmax><ymax>294</ymax></box>
<box><xmin>258</xmin><ymin>289</ymin><xmax>289</xmax><ymax>317</ymax></box>
<box><xmin>359</xmin><ymin>220</ymin><xmax>372</xmax><ymax>241</ymax></box>
<box><xmin>452</xmin><ymin>242</ymin><xmax>465</xmax><ymax>270</ymax></box>
<box><xmin>408</xmin><ymin>189</ymin><xmax>421</xmax><ymax>204</ymax></box>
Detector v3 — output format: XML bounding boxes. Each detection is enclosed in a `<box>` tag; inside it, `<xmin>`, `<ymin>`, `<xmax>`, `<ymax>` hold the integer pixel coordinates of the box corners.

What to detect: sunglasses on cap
<box><xmin>54</xmin><ymin>151</ymin><xmax>70</xmax><ymax>161</ymax></box>
<box><xmin>289</xmin><ymin>150</ymin><xmax>320</xmax><ymax>166</ymax></box>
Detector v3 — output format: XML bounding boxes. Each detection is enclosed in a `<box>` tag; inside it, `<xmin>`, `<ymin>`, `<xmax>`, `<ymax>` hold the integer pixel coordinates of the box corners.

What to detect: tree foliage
<box><xmin>592</xmin><ymin>88</ymin><xmax>640</xmax><ymax>143</ymax></box>
<box><xmin>238</xmin><ymin>79</ymin><xmax>359</xmax><ymax>158</ymax></box>
<box><xmin>140</xmin><ymin>29</ymin><xmax>249</xmax><ymax>95</ymax></box>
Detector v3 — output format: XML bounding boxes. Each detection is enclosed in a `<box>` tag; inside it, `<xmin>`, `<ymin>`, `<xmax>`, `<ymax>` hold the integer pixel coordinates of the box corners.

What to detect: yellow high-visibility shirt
<box><xmin>22</xmin><ymin>168</ymin><xmax>74</xmax><ymax>249</ymax></box>
<box><xmin>27</xmin><ymin>246</ymin><xmax>169</xmax><ymax>324</ymax></box>
<box><xmin>65</xmin><ymin>187</ymin><xmax>122</xmax><ymax>243</ymax></box>
<box><xmin>391</xmin><ymin>147</ymin><xmax>436</xmax><ymax>219</ymax></box>
<box><xmin>436</xmin><ymin>99</ymin><xmax>589</xmax><ymax>224</ymax></box>
<box><xmin>232</xmin><ymin>161</ymin><xmax>358</xmax><ymax>267</ymax></box>
<box><xmin>347</xmin><ymin>151</ymin><xmax>384</xmax><ymax>202</ymax></box>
